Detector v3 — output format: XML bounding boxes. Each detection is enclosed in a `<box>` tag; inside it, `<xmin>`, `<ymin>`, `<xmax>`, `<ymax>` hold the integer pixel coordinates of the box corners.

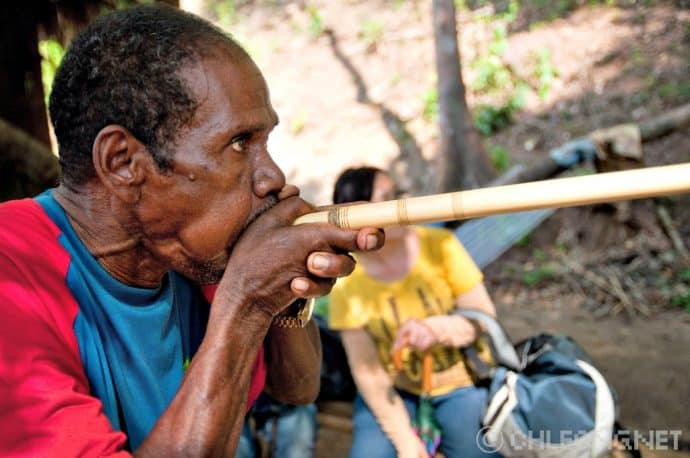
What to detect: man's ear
<box><xmin>92</xmin><ymin>125</ymin><xmax>150</xmax><ymax>204</ymax></box>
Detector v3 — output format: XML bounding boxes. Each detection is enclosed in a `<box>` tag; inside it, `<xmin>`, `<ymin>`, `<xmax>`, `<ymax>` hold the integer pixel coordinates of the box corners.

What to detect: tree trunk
<box><xmin>432</xmin><ymin>0</ymin><xmax>494</xmax><ymax>192</ymax></box>
<box><xmin>0</xmin><ymin>2</ymin><xmax>50</xmax><ymax>145</ymax></box>
<box><xmin>0</xmin><ymin>117</ymin><xmax>60</xmax><ymax>201</ymax></box>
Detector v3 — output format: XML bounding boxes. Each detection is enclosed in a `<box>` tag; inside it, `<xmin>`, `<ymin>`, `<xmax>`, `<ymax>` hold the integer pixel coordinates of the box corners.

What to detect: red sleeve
<box><xmin>0</xmin><ymin>201</ymin><xmax>129</xmax><ymax>457</ymax></box>
<box><xmin>200</xmin><ymin>284</ymin><xmax>266</xmax><ymax>409</ymax></box>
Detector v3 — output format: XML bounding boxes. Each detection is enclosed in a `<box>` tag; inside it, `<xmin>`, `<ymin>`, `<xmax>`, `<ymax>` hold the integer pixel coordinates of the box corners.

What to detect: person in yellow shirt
<box><xmin>329</xmin><ymin>167</ymin><xmax>500</xmax><ymax>458</ymax></box>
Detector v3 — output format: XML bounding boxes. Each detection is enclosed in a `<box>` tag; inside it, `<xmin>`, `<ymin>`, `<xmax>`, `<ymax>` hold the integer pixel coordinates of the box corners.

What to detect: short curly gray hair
<box><xmin>49</xmin><ymin>4</ymin><xmax>245</xmax><ymax>185</ymax></box>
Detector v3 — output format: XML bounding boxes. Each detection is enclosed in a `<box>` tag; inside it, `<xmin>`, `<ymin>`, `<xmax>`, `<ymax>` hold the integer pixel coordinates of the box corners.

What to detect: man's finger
<box><xmin>278</xmin><ymin>184</ymin><xmax>300</xmax><ymax>201</ymax></box>
<box><xmin>290</xmin><ymin>276</ymin><xmax>338</xmax><ymax>298</ymax></box>
<box><xmin>307</xmin><ymin>252</ymin><xmax>355</xmax><ymax>278</ymax></box>
<box><xmin>356</xmin><ymin>227</ymin><xmax>385</xmax><ymax>251</ymax></box>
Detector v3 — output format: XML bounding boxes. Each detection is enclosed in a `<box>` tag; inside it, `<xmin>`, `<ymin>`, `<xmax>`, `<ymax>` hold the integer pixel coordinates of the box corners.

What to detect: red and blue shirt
<box><xmin>0</xmin><ymin>191</ymin><xmax>265</xmax><ymax>456</ymax></box>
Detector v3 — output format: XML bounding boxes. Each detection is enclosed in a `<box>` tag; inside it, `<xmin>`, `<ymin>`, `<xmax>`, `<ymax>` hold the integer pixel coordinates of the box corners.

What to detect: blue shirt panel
<box><xmin>36</xmin><ymin>190</ymin><xmax>209</xmax><ymax>451</ymax></box>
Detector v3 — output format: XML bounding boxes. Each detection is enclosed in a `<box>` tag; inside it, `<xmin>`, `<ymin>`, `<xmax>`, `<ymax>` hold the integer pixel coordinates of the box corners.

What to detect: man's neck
<box><xmin>53</xmin><ymin>183</ymin><xmax>167</xmax><ymax>288</ymax></box>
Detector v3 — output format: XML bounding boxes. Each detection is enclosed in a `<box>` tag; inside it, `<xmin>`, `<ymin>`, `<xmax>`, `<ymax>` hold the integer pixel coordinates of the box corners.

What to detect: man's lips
<box><xmin>222</xmin><ymin>194</ymin><xmax>280</xmax><ymax>255</ymax></box>
<box><xmin>242</xmin><ymin>194</ymin><xmax>279</xmax><ymax>231</ymax></box>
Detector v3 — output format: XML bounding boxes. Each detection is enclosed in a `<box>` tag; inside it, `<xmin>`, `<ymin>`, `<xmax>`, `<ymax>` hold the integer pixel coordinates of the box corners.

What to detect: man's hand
<box><xmin>215</xmin><ymin>192</ymin><xmax>384</xmax><ymax>318</ymax></box>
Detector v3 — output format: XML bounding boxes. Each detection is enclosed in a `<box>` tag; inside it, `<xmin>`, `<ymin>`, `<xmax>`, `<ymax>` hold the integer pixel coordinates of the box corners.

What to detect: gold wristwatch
<box><xmin>273</xmin><ymin>297</ymin><xmax>316</xmax><ymax>328</ymax></box>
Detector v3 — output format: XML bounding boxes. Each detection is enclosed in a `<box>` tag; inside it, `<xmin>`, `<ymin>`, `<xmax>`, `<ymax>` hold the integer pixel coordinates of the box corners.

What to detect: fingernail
<box><xmin>293</xmin><ymin>278</ymin><xmax>309</xmax><ymax>293</ymax></box>
<box><xmin>366</xmin><ymin>234</ymin><xmax>378</xmax><ymax>250</ymax></box>
<box><xmin>311</xmin><ymin>254</ymin><xmax>329</xmax><ymax>270</ymax></box>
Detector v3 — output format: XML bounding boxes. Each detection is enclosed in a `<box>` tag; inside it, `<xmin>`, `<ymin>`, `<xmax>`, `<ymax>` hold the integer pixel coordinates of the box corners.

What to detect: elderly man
<box><xmin>0</xmin><ymin>5</ymin><xmax>383</xmax><ymax>457</ymax></box>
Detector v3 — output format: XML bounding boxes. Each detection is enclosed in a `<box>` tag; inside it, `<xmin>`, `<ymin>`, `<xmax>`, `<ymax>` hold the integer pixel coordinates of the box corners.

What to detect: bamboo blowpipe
<box><xmin>294</xmin><ymin>163</ymin><xmax>690</xmax><ymax>229</ymax></box>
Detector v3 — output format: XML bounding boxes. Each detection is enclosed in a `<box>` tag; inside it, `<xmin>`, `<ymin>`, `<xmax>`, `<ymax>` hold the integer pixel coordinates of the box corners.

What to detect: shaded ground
<box><xmin>197</xmin><ymin>0</ymin><xmax>690</xmax><ymax>455</ymax></box>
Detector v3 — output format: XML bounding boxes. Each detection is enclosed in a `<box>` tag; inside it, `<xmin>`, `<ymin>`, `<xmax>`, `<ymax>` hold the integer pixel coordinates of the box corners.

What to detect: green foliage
<box><xmin>630</xmin><ymin>46</ymin><xmax>645</xmax><ymax>65</ymax></box>
<box><xmin>468</xmin><ymin>14</ymin><xmax>533</xmax><ymax>136</ymax></box>
<box><xmin>474</xmin><ymin>104</ymin><xmax>511</xmax><ymax>136</ymax></box>
<box><xmin>394</xmin><ymin>0</ymin><xmax>408</xmax><ymax>9</ymax></box>
<box><xmin>674</xmin><ymin>270</ymin><xmax>690</xmax><ymax>312</ymax></box>
<box><xmin>214</xmin><ymin>1</ymin><xmax>238</xmax><ymax>28</ymax></box>
<box><xmin>360</xmin><ymin>19</ymin><xmax>385</xmax><ymax>49</ymax></box>
<box><xmin>516</xmin><ymin>232</ymin><xmax>533</xmax><ymax>247</ymax></box>
<box><xmin>498</xmin><ymin>0</ymin><xmax>520</xmax><ymax>23</ymax></box>
<box><xmin>454</xmin><ymin>1</ymin><xmax>563</xmax><ymax>136</ymax></box>
<box><xmin>290</xmin><ymin>110</ymin><xmax>309</xmax><ymax>135</ymax></box>
<box><xmin>108</xmin><ymin>0</ymin><xmax>151</xmax><ymax>11</ymax></box>
<box><xmin>522</xmin><ymin>249</ymin><xmax>555</xmax><ymax>286</ymax></box>
<box><xmin>680</xmin><ymin>269</ymin><xmax>690</xmax><ymax>282</ymax></box>
<box><xmin>473</xmin><ymin>86</ymin><xmax>525</xmax><ymax>136</ymax></box>
<box><xmin>422</xmin><ymin>86</ymin><xmax>439</xmax><ymax>122</ymax></box>
<box><xmin>306</xmin><ymin>5</ymin><xmax>325</xmax><ymax>37</ymax></box>
<box><xmin>533</xmin><ymin>48</ymin><xmax>557</xmax><ymax>101</ymax></box>
<box><xmin>526</xmin><ymin>0</ymin><xmax>620</xmax><ymax>27</ymax></box>
<box><xmin>471</xmin><ymin>25</ymin><xmax>511</xmax><ymax>93</ymax></box>
<box><xmin>38</xmin><ymin>39</ymin><xmax>65</xmax><ymax>105</ymax></box>
<box><xmin>488</xmin><ymin>144</ymin><xmax>511</xmax><ymax>172</ymax></box>
<box><xmin>522</xmin><ymin>264</ymin><xmax>556</xmax><ymax>286</ymax></box>
<box><xmin>469</xmin><ymin>24</ymin><xmax>525</xmax><ymax>136</ymax></box>
<box><xmin>672</xmin><ymin>291</ymin><xmax>690</xmax><ymax>313</ymax></box>
<box><xmin>658</xmin><ymin>82</ymin><xmax>690</xmax><ymax>101</ymax></box>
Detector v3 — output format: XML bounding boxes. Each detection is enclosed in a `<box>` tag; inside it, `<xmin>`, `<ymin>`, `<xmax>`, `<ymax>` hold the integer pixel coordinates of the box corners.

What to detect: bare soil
<box><xmin>196</xmin><ymin>1</ymin><xmax>690</xmax><ymax>455</ymax></box>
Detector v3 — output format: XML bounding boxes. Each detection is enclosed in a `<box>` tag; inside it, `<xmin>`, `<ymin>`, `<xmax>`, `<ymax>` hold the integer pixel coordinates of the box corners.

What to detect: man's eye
<box><xmin>230</xmin><ymin>136</ymin><xmax>248</xmax><ymax>152</ymax></box>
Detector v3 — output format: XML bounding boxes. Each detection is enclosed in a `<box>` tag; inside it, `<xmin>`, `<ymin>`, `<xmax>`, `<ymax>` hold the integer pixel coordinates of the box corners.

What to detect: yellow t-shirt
<box><xmin>329</xmin><ymin>226</ymin><xmax>487</xmax><ymax>396</ymax></box>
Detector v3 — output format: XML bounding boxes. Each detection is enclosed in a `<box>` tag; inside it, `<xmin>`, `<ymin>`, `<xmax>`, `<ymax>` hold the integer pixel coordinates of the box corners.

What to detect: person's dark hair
<box><xmin>49</xmin><ymin>4</ymin><xmax>245</xmax><ymax>186</ymax></box>
<box><xmin>332</xmin><ymin>166</ymin><xmax>384</xmax><ymax>204</ymax></box>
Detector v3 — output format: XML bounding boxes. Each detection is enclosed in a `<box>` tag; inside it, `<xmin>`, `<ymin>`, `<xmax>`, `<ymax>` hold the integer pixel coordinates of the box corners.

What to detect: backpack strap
<box><xmin>453</xmin><ymin>309</ymin><xmax>521</xmax><ymax>370</ymax></box>
<box><xmin>576</xmin><ymin>360</ymin><xmax>616</xmax><ymax>457</ymax></box>
<box><xmin>482</xmin><ymin>371</ymin><xmax>519</xmax><ymax>446</ymax></box>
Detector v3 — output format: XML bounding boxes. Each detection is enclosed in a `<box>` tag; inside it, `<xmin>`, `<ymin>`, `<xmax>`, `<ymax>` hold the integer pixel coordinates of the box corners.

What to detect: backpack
<box><xmin>456</xmin><ymin>310</ymin><xmax>617</xmax><ymax>458</ymax></box>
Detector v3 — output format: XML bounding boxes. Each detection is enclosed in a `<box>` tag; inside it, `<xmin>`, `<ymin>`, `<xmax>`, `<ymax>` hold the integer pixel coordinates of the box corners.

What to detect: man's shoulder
<box><xmin>0</xmin><ymin>195</ymin><xmax>73</xmax><ymax>307</ymax></box>
<box><xmin>0</xmin><ymin>196</ymin><xmax>61</xmax><ymax>245</ymax></box>
<box><xmin>0</xmin><ymin>196</ymin><xmax>80</xmax><ymax>347</ymax></box>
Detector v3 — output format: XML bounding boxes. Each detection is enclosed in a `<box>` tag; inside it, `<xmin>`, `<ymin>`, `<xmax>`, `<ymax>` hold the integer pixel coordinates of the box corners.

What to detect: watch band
<box><xmin>272</xmin><ymin>315</ymin><xmax>306</xmax><ymax>328</ymax></box>
<box><xmin>273</xmin><ymin>297</ymin><xmax>316</xmax><ymax>328</ymax></box>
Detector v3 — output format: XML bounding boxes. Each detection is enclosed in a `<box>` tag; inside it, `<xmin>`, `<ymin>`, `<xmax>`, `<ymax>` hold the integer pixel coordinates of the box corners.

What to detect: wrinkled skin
<box><xmin>54</xmin><ymin>43</ymin><xmax>384</xmax><ymax>457</ymax></box>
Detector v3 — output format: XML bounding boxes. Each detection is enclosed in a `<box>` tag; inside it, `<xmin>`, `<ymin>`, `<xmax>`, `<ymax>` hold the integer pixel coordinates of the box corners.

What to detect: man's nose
<box><xmin>252</xmin><ymin>152</ymin><xmax>286</xmax><ymax>197</ymax></box>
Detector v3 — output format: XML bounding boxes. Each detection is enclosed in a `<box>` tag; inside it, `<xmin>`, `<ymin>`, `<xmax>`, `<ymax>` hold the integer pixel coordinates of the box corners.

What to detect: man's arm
<box><xmin>137</xmin><ymin>291</ymin><xmax>270</xmax><ymax>457</ymax></box>
<box><xmin>0</xmin><ymin>196</ymin><xmax>381</xmax><ymax>457</ymax></box>
<box><xmin>263</xmin><ymin>320</ymin><xmax>322</xmax><ymax>404</ymax></box>
<box><xmin>138</xmin><ymin>197</ymin><xmax>383</xmax><ymax>457</ymax></box>
<box><xmin>0</xmin><ymin>253</ymin><xmax>131</xmax><ymax>458</ymax></box>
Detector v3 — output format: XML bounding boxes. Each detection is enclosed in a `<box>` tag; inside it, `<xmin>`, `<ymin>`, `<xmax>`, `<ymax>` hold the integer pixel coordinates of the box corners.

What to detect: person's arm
<box><xmin>393</xmin><ymin>283</ymin><xmax>496</xmax><ymax>352</ymax></box>
<box><xmin>136</xmin><ymin>196</ymin><xmax>384</xmax><ymax>457</ymax></box>
<box><xmin>341</xmin><ymin>328</ymin><xmax>427</xmax><ymax>458</ymax></box>
<box><xmin>0</xmin><ymin>253</ymin><xmax>132</xmax><ymax>458</ymax></box>
<box><xmin>454</xmin><ymin>282</ymin><xmax>496</xmax><ymax>316</ymax></box>
<box><xmin>263</xmin><ymin>319</ymin><xmax>322</xmax><ymax>404</ymax></box>
<box><xmin>0</xmin><ymin>196</ymin><xmax>380</xmax><ymax>457</ymax></box>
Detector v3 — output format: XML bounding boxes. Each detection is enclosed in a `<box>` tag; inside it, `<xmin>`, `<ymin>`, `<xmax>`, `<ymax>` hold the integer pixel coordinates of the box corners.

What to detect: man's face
<box><xmin>138</xmin><ymin>48</ymin><xmax>285</xmax><ymax>284</ymax></box>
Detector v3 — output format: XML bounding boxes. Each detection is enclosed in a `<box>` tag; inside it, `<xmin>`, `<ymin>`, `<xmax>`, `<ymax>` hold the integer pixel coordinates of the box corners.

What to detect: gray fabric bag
<box><xmin>456</xmin><ymin>310</ymin><xmax>616</xmax><ymax>458</ymax></box>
